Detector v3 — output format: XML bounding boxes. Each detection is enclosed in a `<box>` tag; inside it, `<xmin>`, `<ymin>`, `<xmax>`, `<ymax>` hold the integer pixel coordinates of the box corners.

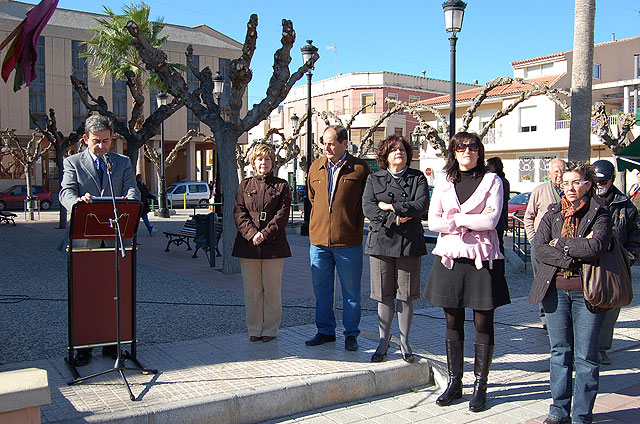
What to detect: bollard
<box><xmin>183</xmin><ymin>193</ymin><xmax>187</xmax><ymax>209</ymax></box>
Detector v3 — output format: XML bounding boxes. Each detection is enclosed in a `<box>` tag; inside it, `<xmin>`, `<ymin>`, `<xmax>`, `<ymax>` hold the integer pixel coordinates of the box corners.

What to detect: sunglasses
<box><xmin>455</xmin><ymin>142</ymin><xmax>479</xmax><ymax>152</ymax></box>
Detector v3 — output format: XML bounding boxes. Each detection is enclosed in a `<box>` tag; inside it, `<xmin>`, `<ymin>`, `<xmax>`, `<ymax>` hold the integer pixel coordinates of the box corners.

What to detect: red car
<box><xmin>508</xmin><ymin>192</ymin><xmax>531</xmax><ymax>227</ymax></box>
<box><xmin>0</xmin><ymin>185</ymin><xmax>53</xmax><ymax>211</ymax></box>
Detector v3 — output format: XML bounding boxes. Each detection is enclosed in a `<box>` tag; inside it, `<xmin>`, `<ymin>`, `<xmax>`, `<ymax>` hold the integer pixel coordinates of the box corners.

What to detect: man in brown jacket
<box><xmin>305</xmin><ymin>125</ymin><xmax>370</xmax><ymax>351</ymax></box>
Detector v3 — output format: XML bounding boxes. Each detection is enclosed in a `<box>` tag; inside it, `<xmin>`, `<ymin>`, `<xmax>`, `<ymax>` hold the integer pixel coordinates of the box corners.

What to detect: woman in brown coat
<box><xmin>232</xmin><ymin>144</ymin><xmax>291</xmax><ymax>342</ymax></box>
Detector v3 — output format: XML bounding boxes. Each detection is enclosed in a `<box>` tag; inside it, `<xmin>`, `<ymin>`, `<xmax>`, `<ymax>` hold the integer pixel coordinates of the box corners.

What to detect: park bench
<box><xmin>164</xmin><ymin>216</ymin><xmax>222</xmax><ymax>259</ymax></box>
<box><xmin>0</xmin><ymin>210</ymin><xmax>17</xmax><ymax>226</ymax></box>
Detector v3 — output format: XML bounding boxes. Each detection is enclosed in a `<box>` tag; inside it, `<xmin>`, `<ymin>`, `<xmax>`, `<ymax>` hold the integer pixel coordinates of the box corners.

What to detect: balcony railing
<box><xmin>555</xmin><ymin>115</ymin><xmax>622</xmax><ymax>130</ymax></box>
<box><xmin>482</xmin><ymin>128</ymin><xmax>496</xmax><ymax>144</ymax></box>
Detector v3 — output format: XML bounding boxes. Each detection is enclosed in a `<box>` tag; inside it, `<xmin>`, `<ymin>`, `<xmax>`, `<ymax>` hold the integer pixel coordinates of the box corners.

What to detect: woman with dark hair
<box><xmin>486</xmin><ymin>157</ymin><xmax>510</xmax><ymax>253</ymax></box>
<box><xmin>424</xmin><ymin>132</ymin><xmax>510</xmax><ymax>412</ymax></box>
<box><xmin>136</xmin><ymin>174</ymin><xmax>157</xmax><ymax>235</ymax></box>
<box><xmin>362</xmin><ymin>135</ymin><xmax>429</xmax><ymax>363</ymax></box>
<box><xmin>529</xmin><ymin>161</ymin><xmax>612</xmax><ymax>424</ymax></box>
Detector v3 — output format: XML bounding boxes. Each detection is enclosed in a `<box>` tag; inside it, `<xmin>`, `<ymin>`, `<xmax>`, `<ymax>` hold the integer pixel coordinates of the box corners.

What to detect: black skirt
<box><xmin>423</xmin><ymin>256</ymin><xmax>511</xmax><ymax>310</ymax></box>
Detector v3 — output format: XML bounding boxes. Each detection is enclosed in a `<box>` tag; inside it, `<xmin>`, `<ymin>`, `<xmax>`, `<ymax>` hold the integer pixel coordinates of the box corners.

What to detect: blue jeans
<box><xmin>542</xmin><ymin>287</ymin><xmax>604</xmax><ymax>424</ymax></box>
<box><xmin>141</xmin><ymin>215</ymin><xmax>153</xmax><ymax>233</ymax></box>
<box><xmin>310</xmin><ymin>244</ymin><xmax>363</xmax><ymax>338</ymax></box>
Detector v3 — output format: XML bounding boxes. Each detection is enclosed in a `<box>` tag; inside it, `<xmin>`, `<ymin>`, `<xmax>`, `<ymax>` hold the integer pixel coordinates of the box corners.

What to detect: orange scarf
<box><xmin>560</xmin><ymin>195</ymin><xmax>589</xmax><ymax>238</ymax></box>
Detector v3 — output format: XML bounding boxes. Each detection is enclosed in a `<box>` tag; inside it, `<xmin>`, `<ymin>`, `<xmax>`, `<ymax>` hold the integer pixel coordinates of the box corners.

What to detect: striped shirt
<box><xmin>327</xmin><ymin>152</ymin><xmax>347</xmax><ymax>207</ymax></box>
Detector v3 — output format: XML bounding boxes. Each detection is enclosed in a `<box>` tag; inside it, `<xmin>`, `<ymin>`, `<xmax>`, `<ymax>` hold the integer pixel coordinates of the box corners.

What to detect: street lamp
<box><xmin>213</xmin><ymin>71</ymin><xmax>225</xmax><ymax>104</ymax></box>
<box><xmin>442</xmin><ymin>0</ymin><xmax>466</xmax><ymax>140</ymax></box>
<box><xmin>300</xmin><ymin>39</ymin><xmax>318</xmax><ymax>236</ymax></box>
<box><xmin>290</xmin><ymin>113</ymin><xmax>299</xmax><ymax>204</ymax></box>
<box><xmin>156</xmin><ymin>91</ymin><xmax>170</xmax><ymax>218</ymax></box>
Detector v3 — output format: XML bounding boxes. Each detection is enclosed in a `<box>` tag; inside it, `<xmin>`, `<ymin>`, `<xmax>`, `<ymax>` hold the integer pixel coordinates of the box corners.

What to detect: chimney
<box><xmin>473</xmin><ymin>79</ymin><xmax>479</xmax><ymax>85</ymax></box>
<box><xmin>421</xmin><ymin>70</ymin><xmax>426</xmax><ymax>78</ymax></box>
<box><xmin>612</xmin><ymin>33</ymin><xmax>616</xmax><ymax>41</ymax></box>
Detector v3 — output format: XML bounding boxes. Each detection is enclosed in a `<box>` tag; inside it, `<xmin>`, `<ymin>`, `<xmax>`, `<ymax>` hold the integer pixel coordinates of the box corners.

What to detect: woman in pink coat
<box><xmin>424</xmin><ymin>132</ymin><xmax>510</xmax><ymax>412</ymax></box>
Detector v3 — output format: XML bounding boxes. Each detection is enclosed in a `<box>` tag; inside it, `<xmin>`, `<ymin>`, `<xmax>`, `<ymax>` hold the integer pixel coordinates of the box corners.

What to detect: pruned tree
<box><xmin>142</xmin><ymin>129</ymin><xmax>212</xmax><ymax>180</ymax></box>
<box><xmin>29</xmin><ymin>108</ymin><xmax>83</xmax><ymax>228</ymax></box>
<box><xmin>127</xmin><ymin>15</ymin><xmax>319</xmax><ymax>274</ymax></box>
<box><xmin>1</xmin><ymin>129</ymin><xmax>52</xmax><ymax>218</ymax></box>
<box><xmin>401</xmin><ymin>77</ymin><xmax>572</xmax><ymax>156</ymax></box>
<box><xmin>591</xmin><ymin>101</ymin><xmax>637</xmax><ymax>191</ymax></box>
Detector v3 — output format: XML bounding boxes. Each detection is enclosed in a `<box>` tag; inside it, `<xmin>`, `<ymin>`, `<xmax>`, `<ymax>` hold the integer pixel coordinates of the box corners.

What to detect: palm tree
<box><xmin>568</xmin><ymin>0</ymin><xmax>596</xmax><ymax>161</ymax></box>
<box><xmin>74</xmin><ymin>2</ymin><xmax>184</xmax><ymax>167</ymax></box>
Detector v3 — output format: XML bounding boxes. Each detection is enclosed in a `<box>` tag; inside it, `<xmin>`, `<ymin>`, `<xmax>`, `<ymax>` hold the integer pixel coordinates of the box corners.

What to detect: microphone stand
<box><xmin>68</xmin><ymin>154</ymin><xmax>157</xmax><ymax>401</ymax></box>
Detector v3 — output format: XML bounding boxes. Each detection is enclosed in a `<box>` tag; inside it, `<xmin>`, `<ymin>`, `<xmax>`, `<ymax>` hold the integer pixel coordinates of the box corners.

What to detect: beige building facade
<box><xmin>0</xmin><ymin>0</ymin><xmax>246</xmax><ymax>197</ymax></box>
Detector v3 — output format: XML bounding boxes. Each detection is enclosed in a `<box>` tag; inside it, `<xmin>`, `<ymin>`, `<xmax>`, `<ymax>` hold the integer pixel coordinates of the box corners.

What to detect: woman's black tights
<box><xmin>444</xmin><ymin>308</ymin><xmax>494</xmax><ymax>345</ymax></box>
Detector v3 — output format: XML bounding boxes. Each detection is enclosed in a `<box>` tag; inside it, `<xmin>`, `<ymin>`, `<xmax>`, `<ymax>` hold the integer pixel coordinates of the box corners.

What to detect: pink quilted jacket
<box><xmin>428</xmin><ymin>173</ymin><xmax>504</xmax><ymax>270</ymax></box>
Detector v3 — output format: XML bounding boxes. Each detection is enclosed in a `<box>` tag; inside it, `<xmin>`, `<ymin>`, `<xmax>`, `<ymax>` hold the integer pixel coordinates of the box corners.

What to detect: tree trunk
<box><xmin>126</xmin><ymin>145</ymin><xmax>140</xmax><ymax>169</ymax></box>
<box><xmin>56</xmin><ymin>152</ymin><xmax>67</xmax><ymax>228</ymax></box>
<box><xmin>218</xmin><ymin>129</ymin><xmax>241</xmax><ymax>274</ymax></box>
<box><xmin>568</xmin><ymin>0</ymin><xmax>595</xmax><ymax>161</ymax></box>
<box><xmin>25</xmin><ymin>164</ymin><xmax>35</xmax><ymax>220</ymax></box>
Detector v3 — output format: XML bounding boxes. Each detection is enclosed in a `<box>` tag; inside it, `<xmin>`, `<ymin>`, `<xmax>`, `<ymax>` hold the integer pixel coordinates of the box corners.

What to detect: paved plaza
<box><xmin>0</xmin><ymin>209</ymin><xmax>638</xmax><ymax>423</ymax></box>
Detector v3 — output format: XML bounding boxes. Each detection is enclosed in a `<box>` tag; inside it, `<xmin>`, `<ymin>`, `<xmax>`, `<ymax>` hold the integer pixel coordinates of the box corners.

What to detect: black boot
<box><xmin>436</xmin><ymin>340</ymin><xmax>464</xmax><ymax>406</ymax></box>
<box><xmin>469</xmin><ymin>344</ymin><xmax>494</xmax><ymax>412</ymax></box>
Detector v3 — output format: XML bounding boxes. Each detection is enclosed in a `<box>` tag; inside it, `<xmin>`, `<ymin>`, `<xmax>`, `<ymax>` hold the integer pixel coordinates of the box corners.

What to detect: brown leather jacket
<box><xmin>232</xmin><ymin>173</ymin><xmax>291</xmax><ymax>259</ymax></box>
<box><xmin>308</xmin><ymin>154</ymin><xmax>370</xmax><ymax>247</ymax></box>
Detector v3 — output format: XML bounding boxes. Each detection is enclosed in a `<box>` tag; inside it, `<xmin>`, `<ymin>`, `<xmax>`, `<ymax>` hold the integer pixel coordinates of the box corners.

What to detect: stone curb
<box><xmin>58</xmin><ymin>359</ymin><xmax>435</xmax><ymax>424</ymax></box>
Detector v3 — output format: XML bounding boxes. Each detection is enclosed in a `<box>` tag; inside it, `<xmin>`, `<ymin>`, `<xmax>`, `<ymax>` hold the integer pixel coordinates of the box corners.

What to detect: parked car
<box><xmin>507</xmin><ymin>192</ymin><xmax>531</xmax><ymax>228</ymax></box>
<box><xmin>166</xmin><ymin>181</ymin><xmax>211</xmax><ymax>208</ymax></box>
<box><xmin>0</xmin><ymin>185</ymin><xmax>53</xmax><ymax>211</ymax></box>
<box><xmin>296</xmin><ymin>185</ymin><xmax>307</xmax><ymax>202</ymax></box>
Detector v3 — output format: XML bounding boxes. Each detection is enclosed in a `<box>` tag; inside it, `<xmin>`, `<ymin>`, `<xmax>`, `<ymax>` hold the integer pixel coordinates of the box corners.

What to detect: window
<box><xmin>72</xmin><ymin>40</ymin><xmax>87</xmax><ymax>129</ymax></box>
<box><xmin>112</xmin><ymin>79</ymin><xmax>127</xmax><ymax>122</ymax></box>
<box><xmin>187</xmin><ymin>55</ymin><xmax>200</xmax><ymax>131</ymax></box>
<box><xmin>29</xmin><ymin>37</ymin><xmax>46</xmax><ymax>130</ymax></box>
<box><xmin>519</xmin><ymin>106</ymin><xmax>537</xmax><ymax>132</ymax></box>
<box><xmin>519</xmin><ymin>156</ymin><xmax>535</xmax><ymax>182</ymax></box>
<box><xmin>342</xmin><ymin>95</ymin><xmax>349</xmax><ymax>114</ymax></box>
<box><xmin>394</xmin><ymin>127</ymin><xmax>403</xmax><ymax>137</ymax></box>
<box><xmin>287</xmin><ymin>107</ymin><xmax>294</xmax><ymax>124</ymax></box>
<box><xmin>326</xmin><ymin>98</ymin><xmax>334</xmax><ymax>113</ymax></box>
<box><xmin>593</xmin><ymin>63</ymin><xmax>601</xmax><ymax>80</ymax></box>
<box><xmin>387</xmin><ymin>93</ymin><xmax>398</xmax><ymax>103</ymax></box>
<box><xmin>361</xmin><ymin>93</ymin><xmax>374</xmax><ymax>113</ymax></box>
<box><xmin>408</xmin><ymin>95</ymin><xmax>420</xmax><ymax>104</ymax></box>
<box><xmin>173</xmin><ymin>185</ymin><xmax>185</xmax><ymax>195</ymax></box>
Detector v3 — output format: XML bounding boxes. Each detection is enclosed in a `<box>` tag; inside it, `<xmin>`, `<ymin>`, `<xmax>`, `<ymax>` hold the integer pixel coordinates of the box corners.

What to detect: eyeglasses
<box><xmin>561</xmin><ymin>180</ymin><xmax>590</xmax><ymax>189</ymax></box>
<box><xmin>455</xmin><ymin>142</ymin><xmax>479</xmax><ymax>152</ymax></box>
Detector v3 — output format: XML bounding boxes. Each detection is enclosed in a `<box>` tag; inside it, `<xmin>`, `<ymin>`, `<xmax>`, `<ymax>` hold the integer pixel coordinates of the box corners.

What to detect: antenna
<box><xmin>327</xmin><ymin>44</ymin><xmax>338</xmax><ymax>75</ymax></box>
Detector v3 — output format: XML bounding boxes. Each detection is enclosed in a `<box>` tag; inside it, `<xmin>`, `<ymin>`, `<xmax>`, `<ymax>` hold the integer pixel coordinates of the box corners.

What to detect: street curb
<box><xmin>58</xmin><ymin>359</ymin><xmax>435</xmax><ymax>424</ymax></box>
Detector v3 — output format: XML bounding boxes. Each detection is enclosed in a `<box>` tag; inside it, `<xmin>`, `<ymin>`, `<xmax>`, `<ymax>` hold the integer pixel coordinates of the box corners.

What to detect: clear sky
<box><xmin>46</xmin><ymin>0</ymin><xmax>640</xmax><ymax>105</ymax></box>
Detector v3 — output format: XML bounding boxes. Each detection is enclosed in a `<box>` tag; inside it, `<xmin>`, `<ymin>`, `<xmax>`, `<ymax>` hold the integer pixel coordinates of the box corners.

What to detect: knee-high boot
<box><xmin>469</xmin><ymin>343</ymin><xmax>494</xmax><ymax>412</ymax></box>
<box><xmin>436</xmin><ymin>340</ymin><xmax>464</xmax><ymax>406</ymax></box>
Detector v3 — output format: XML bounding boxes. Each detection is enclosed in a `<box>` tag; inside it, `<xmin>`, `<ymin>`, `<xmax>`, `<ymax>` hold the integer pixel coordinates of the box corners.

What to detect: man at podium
<box><xmin>60</xmin><ymin>114</ymin><xmax>140</xmax><ymax>366</ymax></box>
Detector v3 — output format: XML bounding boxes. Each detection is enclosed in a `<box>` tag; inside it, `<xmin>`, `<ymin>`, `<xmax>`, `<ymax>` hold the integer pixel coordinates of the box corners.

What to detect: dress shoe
<box><xmin>249</xmin><ymin>336</ymin><xmax>261</xmax><ymax>342</ymax></box>
<box><xmin>543</xmin><ymin>416</ymin><xmax>570</xmax><ymax>424</ymax></box>
<box><xmin>102</xmin><ymin>346</ymin><xmax>120</xmax><ymax>360</ymax></box>
<box><xmin>73</xmin><ymin>351</ymin><xmax>91</xmax><ymax>367</ymax></box>
<box><xmin>305</xmin><ymin>333</ymin><xmax>336</xmax><ymax>346</ymax></box>
<box><xmin>261</xmin><ymin>336</ymin><xmax>276</xmax><ymax>342</ymax></box>
<box><xmin>345</xmin><ymin>336</ymin><xmax>358</xmax><ymax>351</ymax></box>
<box><xmin>371</xmin><ymin>350</ymin><xmax>387</xmax><ymax>362</ymax></box>
<box><xmin>599</xmin><ymin>350</ymin><xmax>612</xmax><ymax>365</ymax></box>
<box><xmin>402</xmin><ymin>353</ymin><xmax>415</xmax><ymax>363</ymax></box>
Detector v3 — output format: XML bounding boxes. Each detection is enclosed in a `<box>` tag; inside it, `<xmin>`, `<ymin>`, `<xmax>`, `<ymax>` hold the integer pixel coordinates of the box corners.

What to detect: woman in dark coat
<box><xmin>232</xmin><ymin>144</ymin><xmax>291</xmax><ymax>342</ymax></box>
<box><xmin>362</xmin><ymin>135</ymin><xmax>429</xmax><ymax>363</ymax></box>
<box><xmin>528</xmin><ymin>161</ymin><xmax>612</xmax><ymax>424</ymax></box>
<box><xmin>136</xmin><ymin>174</ymin><xmax>157</xmax><ymax>235</ymax></box>
<box><xmin>486</xmin><ymin>157</ymin><xmax>510</xmax><ymax>254</ymax></box>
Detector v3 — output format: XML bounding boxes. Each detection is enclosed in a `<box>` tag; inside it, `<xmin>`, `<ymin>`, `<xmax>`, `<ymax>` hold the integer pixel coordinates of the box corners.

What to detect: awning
<box><xmin>616</xmin><ymin>134</ymin><xmax>640</xmax><ymax>172</ymax></box>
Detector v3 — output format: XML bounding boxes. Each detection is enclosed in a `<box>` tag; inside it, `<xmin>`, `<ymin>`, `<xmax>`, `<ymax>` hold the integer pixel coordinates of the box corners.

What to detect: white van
<box><xmin>166</xmin><ymin>181</ymin><xmax>211</xmax><ymax>208</ymax></box>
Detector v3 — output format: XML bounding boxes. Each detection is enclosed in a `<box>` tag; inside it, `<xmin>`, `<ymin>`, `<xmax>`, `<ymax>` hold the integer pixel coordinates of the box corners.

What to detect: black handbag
<box><xmin>582</xmin><ymin>235</ymin><xmax>633</xmax><ymax>313</ymax></box>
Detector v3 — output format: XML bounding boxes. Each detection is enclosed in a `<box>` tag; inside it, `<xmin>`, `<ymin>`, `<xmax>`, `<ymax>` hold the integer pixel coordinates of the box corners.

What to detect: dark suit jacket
<box><xmin>59</xmin><ymin>149</ymin><xmax>139</xmax><ymax>212</ymax></box>
<box><xmin>362</xmin><ymin>168</ymin><xmax>429</xmax><ymax>257</ymax></box>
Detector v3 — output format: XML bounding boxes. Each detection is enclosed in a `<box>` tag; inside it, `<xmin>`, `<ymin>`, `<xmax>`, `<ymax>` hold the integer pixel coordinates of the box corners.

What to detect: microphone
<box><xmin>103</xmin><ymin>153</ymin><xmax>113</xmax><ymax>173</ymax></box>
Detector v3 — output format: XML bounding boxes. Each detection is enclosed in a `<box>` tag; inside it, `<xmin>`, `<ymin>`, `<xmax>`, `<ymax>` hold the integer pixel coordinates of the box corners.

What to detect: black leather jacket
<box><xmin>599</xmin><ymin>186</ymin><xmax>640</xmax><ymax>264</ymax></box>
<box><xmin>362</xmin><ymin>168</ymin><xmax>429</xmax><ymax>257</ymax></box>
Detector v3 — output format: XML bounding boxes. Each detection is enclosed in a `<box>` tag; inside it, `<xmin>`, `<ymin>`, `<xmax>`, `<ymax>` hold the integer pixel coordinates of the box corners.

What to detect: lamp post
<box><xmin>442</xmin><ymin>0</ymin><xmax>466</xmax><ymax>140</ymax></box>
<box><xmin>156</xmin><ymin>91</ymin><xmax>170</xmax><ymax>218</ymax></box>
<box><xmin>212</xmin><ymin>71</ymin><xmax>225</xmax><ymax>211</ymax></box>
<box><xmin>300</xmin><ymin>39</ymin><xmax>318</xmax><ymax>236</ymax></box>
<box><xmin>290</xmin><ymin>113</ymin><xmax>300</xmax><ymax>205</ymax></box>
